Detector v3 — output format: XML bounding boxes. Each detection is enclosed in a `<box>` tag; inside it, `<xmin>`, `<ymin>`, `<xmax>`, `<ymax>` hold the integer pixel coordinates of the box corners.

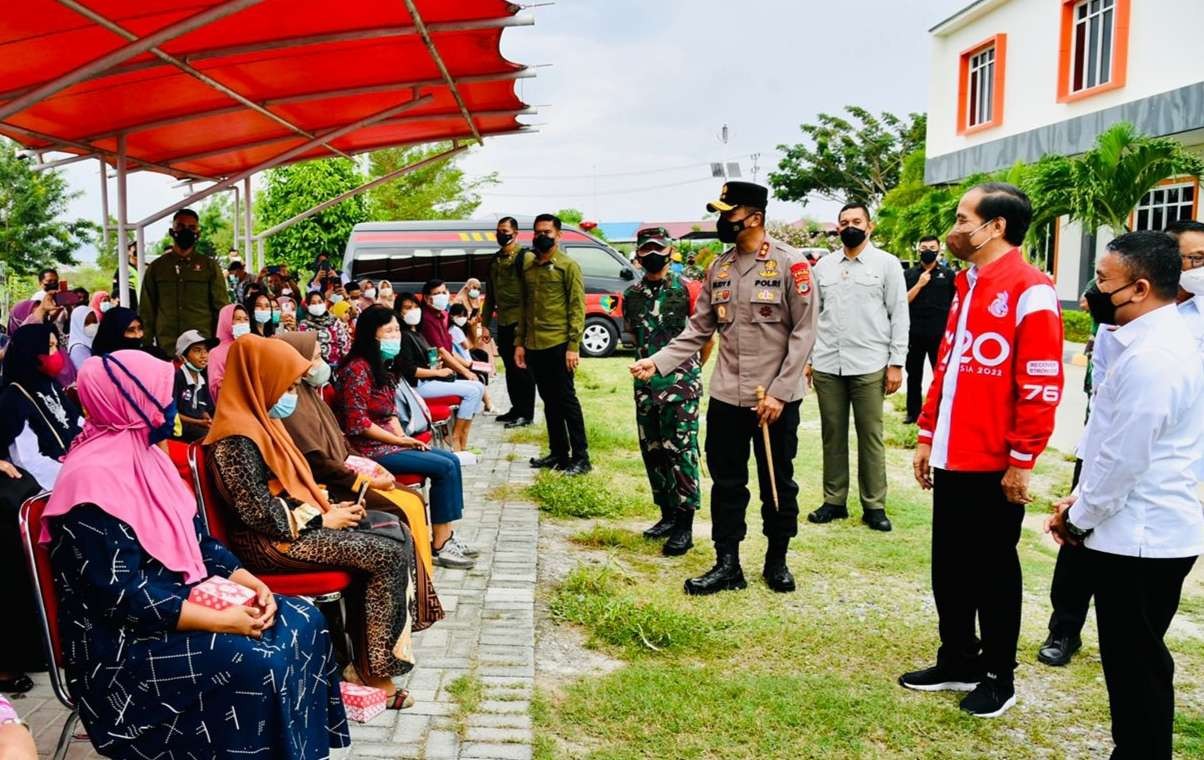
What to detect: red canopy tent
<box><xmin>0</xmin><ymin>0</ymin><xmax>535</xmax><ymax>302</ymax></box>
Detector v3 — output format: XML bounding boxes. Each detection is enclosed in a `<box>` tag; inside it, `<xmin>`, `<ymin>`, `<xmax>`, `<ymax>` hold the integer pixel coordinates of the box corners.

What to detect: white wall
<box><xmin>1054</xmin><ymin>217</ymin><xmax>1082</xmax><ymax>302</ymax></box>
<box><xmin>927</xmin><ymin>0</ymin><xmax>1204</xmax><ymax>160</ymax></box>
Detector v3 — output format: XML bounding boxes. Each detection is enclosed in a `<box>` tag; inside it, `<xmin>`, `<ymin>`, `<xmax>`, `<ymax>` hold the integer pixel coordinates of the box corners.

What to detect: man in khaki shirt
<box><xmin>632</xmin><ymin>181</ymin><xmax>818</xmax><ymax>596</ymax></box>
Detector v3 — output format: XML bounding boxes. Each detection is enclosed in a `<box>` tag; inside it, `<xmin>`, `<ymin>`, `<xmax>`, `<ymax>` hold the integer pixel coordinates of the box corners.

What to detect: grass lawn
<box><xmin>515</xmin><ymin>356</ymin><xmax>1204</xmax><ymax>759</ymax></box>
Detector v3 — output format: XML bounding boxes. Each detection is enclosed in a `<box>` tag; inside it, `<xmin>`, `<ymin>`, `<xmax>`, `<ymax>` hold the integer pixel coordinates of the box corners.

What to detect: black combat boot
<box><xmin>684</xmin><ymin>543</ymin><xmax>746</xmax><ymax>595</ymax></box>
<box><xmin>662</xmin><ymin>510</ymin><xmax>694</xmax><ymax>556</ymax></box>
<box><xmin>643</xmin><ymin>506</ymin><xmax>675</xmax><ymax>540</ymax></box>
<box><xmin>762</xmin><ymin>539</ymin><xmax>796</xmax><ymax>593</ymax></box>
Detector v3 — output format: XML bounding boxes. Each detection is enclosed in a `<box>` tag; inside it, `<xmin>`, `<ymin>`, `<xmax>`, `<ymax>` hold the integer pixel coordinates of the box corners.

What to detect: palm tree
<box><xmin>1023</xmin><ymin>122</ymin><xmax>1203</xmax><ymax>236</ymax></box>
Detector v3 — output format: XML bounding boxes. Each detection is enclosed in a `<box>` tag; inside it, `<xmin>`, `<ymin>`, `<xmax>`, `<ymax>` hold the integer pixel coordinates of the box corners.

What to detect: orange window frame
<box><xmin>1057</xmin><ymin>0</ymin><xmax>1130</xmax><ymax>103</ymax></box>
<box><xmin>957</xmin><ymin>34</ymin><xmax>1007</xmax><ymax>135</ymax></box>
<box><xmin>1128</xmin><ymin>176</ymin><xmax>1201</xmax><ymax>230</ymax></box>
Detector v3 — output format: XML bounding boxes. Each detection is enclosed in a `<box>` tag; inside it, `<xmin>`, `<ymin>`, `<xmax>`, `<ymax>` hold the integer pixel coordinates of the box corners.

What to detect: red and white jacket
<box><xmin>918</xmin><ymin>248</ymin><xmax>1063</xmax><ymax>472</ymax></box>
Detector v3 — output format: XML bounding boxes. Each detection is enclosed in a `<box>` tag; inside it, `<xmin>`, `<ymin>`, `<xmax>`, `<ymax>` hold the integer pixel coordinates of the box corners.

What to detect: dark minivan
<box><xmin>341</xmin><ymin>220</ymin><xmax>638</xmax><ymax>357</ymax></box>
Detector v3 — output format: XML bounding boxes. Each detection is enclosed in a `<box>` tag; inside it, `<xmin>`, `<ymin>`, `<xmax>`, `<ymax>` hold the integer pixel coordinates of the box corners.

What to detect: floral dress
<box><xmin>50</xmin><ymin>504</ymin><xmax>349</xmax><ymax>760</ymax></box>
<box><xmin>298</xmin><ymin>313</ymin><xmax>351</xmax><ymax>367</ymax></box>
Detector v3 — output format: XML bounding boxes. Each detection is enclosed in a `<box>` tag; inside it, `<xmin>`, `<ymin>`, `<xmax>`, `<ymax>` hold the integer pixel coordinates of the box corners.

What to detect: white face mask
<box><xmin>231</xmin><ymin>322</ymin><xmax>251</xmax><ymax>338</ymax></box>
<box><xmin>468</xmin><ymin>289</ymin><xmax>481</xmax><ymax>300</ymax></box>
<box><xmin>453</xmin><ymin>316</ymin><xmax>468</xmax><ymax>327</ymax></box>
<box><xmin>84</xmin><ymin>323</ymin><xmax>98</xmax><ymax>338</ymax></box>
<box><xmin>1181</xmin><ymin>266</ymin><xmax>1204</xmax><ymax>296</ymax></box>
<box><xmin>402</xmin><ymin>309</ymin><xmax>422</xmax><ymax>326</ymax></box>
<box><xmin>431</xmin><ymin>292</ymin><xmax>450</xmax><ymax>310</ymax></box>
<box><xmin>364</xmin><ymin>288</ymin><xmax>377</xmax><ymax>299</ymax></box>
<box><xmin>99</xmin><ymin>300</ymin><xmax>113</xmax><ymax>313</ymax></box>
<box><xmin>307</xmin><ymin>303</ymin><xmax>327</xmax><ymax>317</ymax></box>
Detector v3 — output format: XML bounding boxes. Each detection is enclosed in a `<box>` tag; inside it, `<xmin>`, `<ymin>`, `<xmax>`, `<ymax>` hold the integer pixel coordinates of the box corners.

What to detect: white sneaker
<box><xmin>433</xmin><ymin>538</ymin><xmax>475</xmax><ymax>569</ymax></box>
<box><xmin>449</xmin><ymin>533</ymin><xmax>479</xmax><ymax>558</ymax></box>
<box><xmin>454</xmin><ymin>450</ymin><xmax>478</xmax><ymax>466</ymax></box>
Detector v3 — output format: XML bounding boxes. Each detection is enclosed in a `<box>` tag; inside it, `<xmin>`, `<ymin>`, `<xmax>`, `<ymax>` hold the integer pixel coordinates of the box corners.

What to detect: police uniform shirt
<box><xmin>904</xmin><ymin>262</ymin><xmax>955</xmax><ymax>337</ymax></box>
<box><xmin>650</xmin><ymin>236</ymin><xmax>818</xmax><ymax>408</ymax></box>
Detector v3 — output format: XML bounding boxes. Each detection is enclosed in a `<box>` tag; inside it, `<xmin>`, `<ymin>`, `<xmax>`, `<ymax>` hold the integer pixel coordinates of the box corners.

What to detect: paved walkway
<box><xmin>21</xmin><ymin>379</ymin><xmax>542</xmax><ymax>760</ymax></box>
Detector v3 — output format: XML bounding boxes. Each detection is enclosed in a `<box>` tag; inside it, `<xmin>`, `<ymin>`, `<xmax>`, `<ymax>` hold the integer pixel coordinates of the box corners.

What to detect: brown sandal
<box><xmin>386</xmin><ymin>689</ymin><xmax>414</xmax><ymax>710</ymax></box>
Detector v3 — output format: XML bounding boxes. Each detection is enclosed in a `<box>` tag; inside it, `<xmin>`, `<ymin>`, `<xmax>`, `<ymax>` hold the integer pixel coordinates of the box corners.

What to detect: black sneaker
<box><xmin>959</xmin><ymin>673</ymin><xmax>1016</xmax><ymax>718</ymax></box>
<box><xmin>1037</xmin><ymin>632</ymin><xmax>1081</xmax><ymax>666</ymax></box>
<box><xmin>898</xmin><ymin>663</ymin><xmax>981</xmax><ymax>693</ymax></box>
<box><xmin>807</xmin><ymin>504</ymin><xmax>849</xmax><ymax>524</ymax></box>
<box><xmin>529</xmin><ymin>454</ymin><xmax>562</xmax><ymax>469</ymax></box>
<box><xmin>496</xmin><ymin>411</ymin><xmax>517</xmax><ymax>423</ymax></box>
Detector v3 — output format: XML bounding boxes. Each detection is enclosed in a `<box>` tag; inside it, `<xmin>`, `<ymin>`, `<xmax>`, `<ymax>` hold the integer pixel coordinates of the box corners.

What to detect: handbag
<box><xmin>353</xmin><ymin>509</ymin><xmax>409</xmax><ymax>545</ymax></box>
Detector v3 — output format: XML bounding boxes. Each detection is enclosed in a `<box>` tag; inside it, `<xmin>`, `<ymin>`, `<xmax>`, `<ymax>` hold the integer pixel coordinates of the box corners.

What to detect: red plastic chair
<box><xmin>422</xmin><ymin>395</ymin><xmax>460</xmax><ymax>449</ymax></box>
<box><xmin>19</xmin><ymin>492</ymin><xmax>82</xmax><ymax>760</ymax></box>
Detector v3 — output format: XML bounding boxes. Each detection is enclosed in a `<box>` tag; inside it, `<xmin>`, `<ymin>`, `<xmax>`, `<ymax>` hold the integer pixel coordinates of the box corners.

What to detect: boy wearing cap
<box><xmin>631</xmin><ymin>181</ymin><xmax>818</xmax><ymax>595</ymax></box>
<box><xmin>173</xmin><ymin>329</ymin><xmax>219</xmax><ymax>442</ymax></box>
<box><xmin>626</xmin><ymin>227</ymin><xmax>712</xmax><ymax>556</ymax></box>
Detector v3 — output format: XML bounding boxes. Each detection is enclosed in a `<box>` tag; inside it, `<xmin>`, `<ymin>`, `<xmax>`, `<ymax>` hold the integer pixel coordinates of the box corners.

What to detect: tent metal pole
<box><xmin>402</xmin><ymin>0</ymin><xmax>482</xmax><ymax>145</ymax></box>
<box><xmin>253</xmin><ymin>143</ymin><xmax>467</xmax><ymax>241</ymax></box>
<box><xmin>115</xmin><ymin>134</ymin><xmax>129</xmax><ymax>308</ymax></box>
<box><xmin>244</xmin><ymin>177</ymin><xmax>254</xmax><ymax>272</ymax></box>
<box><xmin>0</xmin><ymin>123</ymin><xmax>218</xmax><ymax>180</ymax></box>
<box><xmin>0</xmin><ymin>0</ymin><xmax>262</xmax><ymax>121</ymax></box>
<box><xmin>29</xmin><ymin>153</ymin><xmax>94</xmax><ymax>171</ymax></box>
<box><xmin>133</xmin><ymin>92</ymin><xmax>431</xmax><ymax>229</ymax></box>
<box><xmin>135</xmin><ymin>226</ymin><xmax>146</xmax><ymax>289</ymax></box>
<box><xmin>231</xmin><ymin>185</ymin><xmax>240</xmax><ymax>258</ymax></box>
<box><xmin>98</xmin><ymin>158</ymin><xmax>110</xmax><ymax>254</ymax></box>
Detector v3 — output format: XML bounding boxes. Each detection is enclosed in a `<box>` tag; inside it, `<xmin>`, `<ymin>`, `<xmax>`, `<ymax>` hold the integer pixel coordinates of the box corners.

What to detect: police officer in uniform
<box><xmin>631</xmin><ymin>182</ymin><xmax>818</xmax><ymax>594</ymax></box>
<box><xmin>485</xmin><ymin>216</ymin><xmax>536</xmax><ymax>428</ymax></box>
<box><xmin>625</xmin><ymin>227</ymin><xmax>713</xmax><ymax>556</ymax></box>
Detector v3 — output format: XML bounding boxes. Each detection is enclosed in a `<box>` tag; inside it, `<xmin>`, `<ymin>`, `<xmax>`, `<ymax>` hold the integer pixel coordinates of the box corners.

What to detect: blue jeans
<box><xmin>418</xmin><ymin>379</ymin><xmax>484</xmax><ymax>420</ymax></box>
<box><xmin>374</xmin><ymin>448</ymin><xmax>464</xmax><ymax>524</ymax></box>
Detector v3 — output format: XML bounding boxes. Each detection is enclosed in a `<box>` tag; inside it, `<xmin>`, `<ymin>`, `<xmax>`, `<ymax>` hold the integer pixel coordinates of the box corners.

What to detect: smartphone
<box><xmin>58</xmin><ymin>279</ymin><xmax>68</xmax><ymax>293</ymax></box>
<box><xmin>267</xmin><ymin>265</ymin><xmax>281</xmax><ymax>275</ymax></box>
<box><xmin>54</xmin><ymin>291</ymin><xmax>83</xmax><ymax>307</ymax></box>
<box><xmin>280</xmin><ymin>300</ymin><xmax>296</xmax><ymax>316</ymax></box>
<box><xmin>354</xmin><ymin>481</ymin><xmax>369</xmax><ymax>509</ymax></box>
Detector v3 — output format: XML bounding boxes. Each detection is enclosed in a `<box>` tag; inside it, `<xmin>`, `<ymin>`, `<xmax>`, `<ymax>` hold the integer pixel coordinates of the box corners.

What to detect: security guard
<box><xmin>485</xmin><ymin>216</ymin><xmax>536</xmax><ymax>428</ymax></box>
<box><xmin>631</xmin><ymin>181</ymin><xmax>818</xmax><ymax>595</ymax></box>
<box><xmin>625</xmin><ymin>226</ymin><xmax>713</xmax><ymax>556</ymax></box>
<box><xmin>140</xmin><ymin>208</ymin><xmax>229</xmax><ymax>351</ymax></box>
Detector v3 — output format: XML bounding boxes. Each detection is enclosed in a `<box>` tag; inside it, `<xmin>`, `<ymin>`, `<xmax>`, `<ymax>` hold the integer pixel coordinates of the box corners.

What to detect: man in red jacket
<box><xmin>899</xmin><ymin>183</ymin><xmax>1063</xmax><ymax>718</ymax></box>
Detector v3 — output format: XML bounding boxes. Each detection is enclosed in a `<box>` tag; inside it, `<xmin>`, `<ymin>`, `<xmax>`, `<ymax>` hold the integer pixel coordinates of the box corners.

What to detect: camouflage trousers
<box><xmin>635</xmin><ymin>393</ymin><xmax>701</xmax><ymax>513</ymax></box>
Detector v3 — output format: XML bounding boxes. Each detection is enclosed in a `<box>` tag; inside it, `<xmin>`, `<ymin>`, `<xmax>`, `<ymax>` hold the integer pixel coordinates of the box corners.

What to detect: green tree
<box><xmin>367</xmin><ymin>142</ymin><xmax>497</xmax><ymax>221</ymax></box>
<box><xmin>770</xmin><ymin>107</ymin><xmax>927</xmax><ymax>209</ymax></box>
<box><xmin>556</xmin><ymin>208</ymin><xmax>585</xmax><ymax>226</ymax></box>
<box><xmin>1023</xmin><ymin>122</ymin><xmax>1204</xmax><ymax>235</ymax></box>
<box><xmin>256</xmin><ymin>158</ymin><xmax>369</xmax><ymax>273</ymax></box>
<box><xmin>0</xmin><ymin>138</ymin><xmax>96</xmax><ymax>276</ymax></box>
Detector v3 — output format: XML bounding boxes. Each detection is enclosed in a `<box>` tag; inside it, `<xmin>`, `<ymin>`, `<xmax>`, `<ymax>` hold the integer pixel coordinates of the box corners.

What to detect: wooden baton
<box><xmin>755</xmin><ymin>385</ymin><xmax>779</xmax><ymax>511</ymax></box>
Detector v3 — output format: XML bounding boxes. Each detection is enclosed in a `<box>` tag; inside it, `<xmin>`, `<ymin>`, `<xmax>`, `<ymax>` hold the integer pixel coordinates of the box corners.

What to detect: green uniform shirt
<box><xmin>139</xmin><ymin>249</ymin><xmax>230</xmax><ymax>350</ymax></box>
<box><xmin>516</xmin><ymin>248</ymin><xmax>585</xmax><ymax>352</ymax></box>
<box><xmin>485</xmin><ymin>246</ymin><xmax>530</xmax><ymax>328</ymax></box>
<box><xmin>624</xmin><ymin>272</ymin><xmax>702</xmax><ymax>403</ymax></box>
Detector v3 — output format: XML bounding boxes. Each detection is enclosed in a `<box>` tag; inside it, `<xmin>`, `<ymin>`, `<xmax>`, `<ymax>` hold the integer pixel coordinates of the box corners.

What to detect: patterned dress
<box><xmin>209</xmin><ymin>436</ymin><xmax>416</xmax><ymax>679</ymax></box>
<box><xmin>50</xmin><ymin>504</ymin><xmax>350</xmax><ymax>760</ymax></box>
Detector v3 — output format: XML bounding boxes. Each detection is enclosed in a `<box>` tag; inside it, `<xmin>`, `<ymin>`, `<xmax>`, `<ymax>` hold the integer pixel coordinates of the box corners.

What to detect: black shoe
<box><xmin>643</xmin><ymin>513</ymin><xmax>675</xmax><ymax>540</ymax></box>
<box><xmin>1037</xmin><ymin>632</ymin><xmax>1081</xmax><ymax>667</ymax></box>
<box><xmin>529</xmin><ymin>454</ymin><xmax>561</xmax><ymax>469</ymax></box>
<box><xmin>684</xmin><ymin>545</ymin><xmax>746</xmax><ymax>596</ymax></box>
<box><xmin>561</xmin><ymin>459</ymin><xmax>592</xmax><ymax>476</ymax></box>
<box><xmin>903</xmin><ymin>416</ymin><xmax>918</xmax><ymax>425</ymax></box>
<box><xmin>762</xmin><ymin>562</ymin><xmax>796</xmax><ymax>593</ymax></box>
<box><xmin>662</xmin><ymin>511</ymin><xmax>694</xmax><ymax>556</ymax></box>
<box><xmin>959</xmin><ymin>673</ymin><xmax>1016</xmax><ymax>718</ymax></box>
<box><xmin>495</xmin><ymin>410</ymin><xmax>517</xmax><ymax>423</ymax></box>
<box><xmin>898</xmin><ymin>662</ymin><xmax>981</xmax><ymax>693</ymax></box>
<box><xmin>807</xmin><ymin>504</ymin><xmax>849</xmax><ymax>524</ymax></box>
<box><xmin>505</xmin><ymin>416</ymin><xmax>533</xmax><ymax>429</ymax></box>
<box><xmin>862</xmin><ymin>510</ymin><xmax>892</xmax><ymax>532</ymax></box>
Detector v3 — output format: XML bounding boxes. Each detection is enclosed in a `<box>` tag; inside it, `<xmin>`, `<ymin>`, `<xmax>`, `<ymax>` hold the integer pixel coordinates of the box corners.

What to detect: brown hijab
<box><xmin>274</xmin><ymin>332</ymin><xmax>350</xmax><ymax>462</ymax></box>
<box><xmin>204</xmin><ymin>334</ymin><xmax>331</xmax><ymax>510</ymax></box>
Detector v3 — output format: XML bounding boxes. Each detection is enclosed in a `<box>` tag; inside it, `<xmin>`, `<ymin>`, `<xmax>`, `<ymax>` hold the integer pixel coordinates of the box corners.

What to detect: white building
<box><xmin>925</xmin><ymin>0</ymin><xmax>1204</xmax><ymax>305</ymax></box>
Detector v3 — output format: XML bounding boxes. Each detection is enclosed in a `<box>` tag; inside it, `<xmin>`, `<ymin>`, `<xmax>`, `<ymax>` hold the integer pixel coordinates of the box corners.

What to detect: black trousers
<box><xmin>527</xmin><ymin>343</ymin><xmax>588</xmax><ymax>464</ymax></box>
<box><xmin>931</xmin><ymin>469</ymin><xmax>1025</xmax><ymax>678</ymax></box>
<box><xmin>497</xmin><ymin>323</ymin><xmax>535</xmax><ymax>419</ymax></box>
<box><xmin>1088</xmin><ymin>549</ymin><xmax>1196</xmax><ymax>760</ymax></box>
<box><xmin>705</xmin><ymin>398</ymin><xmax>801</xmax><ymax>547</ymax></box>
<box><xmin>905</xmin><ymin>331</ymin><xmax>942</xmax><ymax>420</ymax></box>
<box><xmin>1046</xmin><ymin>458</ymin><xmax>1094</xmax><ymax>638</ymax></box>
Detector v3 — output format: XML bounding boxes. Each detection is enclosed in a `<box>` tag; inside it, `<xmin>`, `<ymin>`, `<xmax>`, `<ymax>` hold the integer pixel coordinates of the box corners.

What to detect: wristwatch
<box><xmin>1064</xmin><ymin>514</ymin><xmax>1092</xmax><ymax>540</ymax></box>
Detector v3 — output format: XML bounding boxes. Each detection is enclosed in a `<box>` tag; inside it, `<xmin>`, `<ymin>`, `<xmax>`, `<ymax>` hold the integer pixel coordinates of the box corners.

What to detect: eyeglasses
<box><xmin>1182</xmin><ymin>254</ymin><xmax>1204</xmax><ymax>269</ymax></box>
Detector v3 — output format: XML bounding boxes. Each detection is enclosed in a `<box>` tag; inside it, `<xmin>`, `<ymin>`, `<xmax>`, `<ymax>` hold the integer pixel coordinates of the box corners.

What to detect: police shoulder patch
<box><xmin>790</xmin><ymin>261</ymin><xmax>812</xmax><ymax>296</ymax></box>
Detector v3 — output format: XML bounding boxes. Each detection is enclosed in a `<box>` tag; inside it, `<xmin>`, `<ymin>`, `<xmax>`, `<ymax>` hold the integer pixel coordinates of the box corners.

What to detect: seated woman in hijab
<box><xmin>206</xmin><ymin>302</ymin><xmax>251</xmax><ymax>401</ymax></box>
<box><xmin>91</xmin><ymin>305</ymin><xmax>164</xmax><ymax>359</ymax></box>
<box><xmin>42</xmin><ymin>350</ymin><xmax>349</xmax><ymax>759</ymax></box>
<box><xmin>67</xmin><ymin>298</ymin><xmax>100</xmax><ymax>371</ymax></box>
<box><xmin>276</xmin><ymin>331</ymin><xmax>443</xmax><ymax>631</ymax></box>
<box><xmin>205</xmin><ymin>335</ymin><xmax>419</xmax><ymax>706</ymax></box>
<box><xmin>0</xmin><ymin>324</ymin><xmax>83</xmax><ymax>490</ymax></box>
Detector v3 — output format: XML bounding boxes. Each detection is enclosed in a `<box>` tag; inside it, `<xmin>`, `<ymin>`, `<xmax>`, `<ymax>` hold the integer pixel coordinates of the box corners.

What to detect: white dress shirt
<box><xmin>811</xmin><ymin>243</ymin><xmax>909</xmax><ymax>376</ymax></box>
<box><xmin>1070</xmin><ymin>304</ymin><xmax>1204</xmax><ymax>558</ymax></box>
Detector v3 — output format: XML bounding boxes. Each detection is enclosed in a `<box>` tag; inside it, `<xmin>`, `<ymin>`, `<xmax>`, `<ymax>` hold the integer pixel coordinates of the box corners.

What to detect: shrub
<box><xmin>1063</xmin><ymin>309</ymin><xmax>1094</xmax><ymax>343</ymax></box>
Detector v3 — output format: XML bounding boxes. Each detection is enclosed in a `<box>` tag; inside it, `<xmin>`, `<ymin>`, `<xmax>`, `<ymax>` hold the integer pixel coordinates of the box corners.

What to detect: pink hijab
<box><xmin>41</xmin><ymin>350</ymin><xmax>207</xmax><ymax>583</ymax></box>
<box><xmin>88</xmin><ymin>291</ymin><xmax>109</xmax><ymax>320</ymax></box>
<box><xmin>206</xmin><ymin>303</ymin><xmax>241</xmax><ymax>402</ymax></box>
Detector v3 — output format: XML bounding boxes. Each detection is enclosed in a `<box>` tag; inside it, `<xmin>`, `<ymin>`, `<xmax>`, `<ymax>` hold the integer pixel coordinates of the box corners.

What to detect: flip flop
<box><xmin>0</xmin><ymin>675</ymin><xmax>34</xmax><ymax>694</ymax></box>
<box><xmin>386</xmin><ymin>689</ymin><xmax>414</xmax><ymax>710</ymax></box>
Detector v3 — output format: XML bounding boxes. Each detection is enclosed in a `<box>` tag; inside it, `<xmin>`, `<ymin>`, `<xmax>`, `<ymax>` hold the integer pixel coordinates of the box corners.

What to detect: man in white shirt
<box><xmin>806</xmin><ymin>203</ymin><xmax>908</xmax><ymax>532</ymax></box>
<box><xmin>1048</xmin><ymin>230</ymin><xmax>1204</xmax><ymax>760</ymax></box>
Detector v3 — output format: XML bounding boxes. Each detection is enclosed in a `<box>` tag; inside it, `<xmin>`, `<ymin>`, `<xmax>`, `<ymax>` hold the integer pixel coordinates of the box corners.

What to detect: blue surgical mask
<box><xmin>268</xmin><ymin>391</ymin><xmax>298</xmax><ymax>419</ymax></box>
<box><xmin>380</xmin><ymin>338</ymin><xmax>402</xmax><ymax>360</ymax></box>
<box><xmin>231</xmin><ymin>322</ymin><xmax>251</xmax><ymax>338</ymax></box>
<box><xmin>431</xmin><ymin>293</ymin><xmax>450</xmax><ymax>310</ymax></box>
<box><xmin>304</xmin><ymin>360</ymin><xmax>331</xmax><ymax>388</ymax></box>
<box><xmin>99</xmin><ymin>301</ymin><xmax>114</xmax><ymax>313</ymax></box>
<box><xmin>253</xmin><ymin>309</ymin><xmax>272</xmax><ymax>324</ymax></box>
<box><xmin>183</xmin><ymin>359</ymin><xmax>204</xmax><ymax>373</ymax></box>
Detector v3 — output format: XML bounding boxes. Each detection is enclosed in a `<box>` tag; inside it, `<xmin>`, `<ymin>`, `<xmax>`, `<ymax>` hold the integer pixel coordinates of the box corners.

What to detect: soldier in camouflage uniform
<box><xmin>625</xmin><ymin>227</ymin><xmax>710</xmax><ymax>556</ymax></box>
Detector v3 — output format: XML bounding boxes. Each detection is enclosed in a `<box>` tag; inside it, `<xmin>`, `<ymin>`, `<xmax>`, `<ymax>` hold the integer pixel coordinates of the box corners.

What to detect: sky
<box><xmin>51</xmin><ymin>0</ymin><xmax>971</xmax><ymax>260</ymax></box>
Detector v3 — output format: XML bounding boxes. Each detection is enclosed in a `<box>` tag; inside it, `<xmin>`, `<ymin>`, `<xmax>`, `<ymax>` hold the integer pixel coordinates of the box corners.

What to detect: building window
<box><xmin>1133</xmin><ymin>182</ymin><xmax>1197</xmax><ymax>232</ymax></box>
<box><xmin>1058</xmin><ymin>0</ymin><xmax>1130</xmax><ymax>102</ymax></box>
<box><xmin>957</xmin><ymin>34</ymin><xmax>1006</xmax><ymax>135</ymax></box>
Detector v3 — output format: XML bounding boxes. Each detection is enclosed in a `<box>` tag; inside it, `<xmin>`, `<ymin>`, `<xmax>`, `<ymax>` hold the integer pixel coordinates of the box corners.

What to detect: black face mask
<box><xmin>171</xmin><ymin>227</ymin><xmax>199</xmax><ymax>251</ymax></box>
<box><xmin>716</xmin><ymin>215</ymin><xmax>754</xmax><ymax>244</ymax></box>
<box><xmin>839</xmin><ymin>227</ymin><xmax>867</xmax><ymax>249</ymax></box>
<box><xmin>497</xmin><ymin>231</ymin><xmax>514</xmax><ymax>247</ymax></box>
<box><xmin>43</xmin><ymin>281</ymin><xmax>59</xmax><ymax>292</ymax></box>
<box><xmin>1084</xmin><ymin>281</ymin><xmax>1135</xmax><ymax>326</ymax></box>
<box><xmin>532</xmin><ymin>234</ymin><xmax>555</xmax><ymax>254</ymax></box>
<box><xmin>920</xmin><ymin>250</ymin><xmax>939</xmax><ymax>265</ymax></box>
<box><xmin>640</xmin><ymin>252</ymin><xmax>669</xmax><ymax>273</ymax></box>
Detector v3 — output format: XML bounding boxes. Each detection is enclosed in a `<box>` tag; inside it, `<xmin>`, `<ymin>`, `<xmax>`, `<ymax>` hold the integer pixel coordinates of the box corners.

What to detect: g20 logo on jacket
<box><xmin>952</xmin><ymin>330</ymin><xmax>1011</xmax><ymax>373</ymax></box>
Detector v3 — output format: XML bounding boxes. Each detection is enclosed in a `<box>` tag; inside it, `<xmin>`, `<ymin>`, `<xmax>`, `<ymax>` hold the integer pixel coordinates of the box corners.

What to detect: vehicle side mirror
<box><xmin>620</xmin><ymin>268</ymin><xmax>635</xmax><ymax>281</ymax></box>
